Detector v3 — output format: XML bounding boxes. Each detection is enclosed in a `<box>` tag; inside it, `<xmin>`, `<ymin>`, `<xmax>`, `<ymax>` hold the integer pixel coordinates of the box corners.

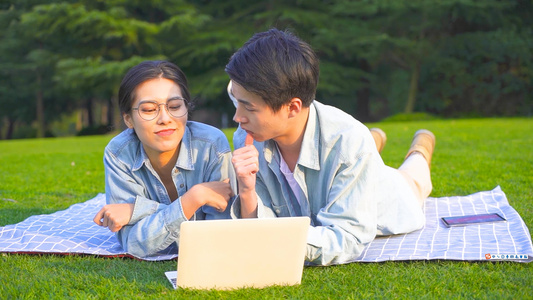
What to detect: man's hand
<box><xmin>232</xmin><ymin>133</ymin><xmax>259</xmax><ymax>192</ymax></box>
<box><xmin>93</xmin><ymin>203</ymin><xmax>134</xmax><ymax>232</ymax></box>
<box><xmin>231</xmin><ymin>133</ymin><xmax>259</xmax><ymax>218</ymax></box>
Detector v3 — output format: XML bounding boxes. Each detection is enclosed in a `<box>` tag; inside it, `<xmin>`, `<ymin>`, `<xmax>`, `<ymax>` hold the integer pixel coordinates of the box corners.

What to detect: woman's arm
<box><xmin>96</xmin><ymin>143</ymin><xmax>234</xmax><ymax>257</ymax></box>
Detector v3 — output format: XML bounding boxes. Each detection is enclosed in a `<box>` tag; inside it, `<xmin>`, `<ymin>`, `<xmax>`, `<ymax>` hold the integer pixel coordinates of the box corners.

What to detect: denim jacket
<box><xmin>232</xmin><ymin>101</ymin><xmax>424</xmax><ymax>266</ymax></box>
<box><xmin>105</xmin><ymin>121</ymin><xmax>236</xmax><ymax>258</ymax></box>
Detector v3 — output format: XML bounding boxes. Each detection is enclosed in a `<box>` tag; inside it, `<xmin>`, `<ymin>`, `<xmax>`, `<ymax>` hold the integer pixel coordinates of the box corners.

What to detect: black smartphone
<box><xmin>441</xmin><ymin>213</ymin><xmax>507</xmax><ymax>227</ymax></box>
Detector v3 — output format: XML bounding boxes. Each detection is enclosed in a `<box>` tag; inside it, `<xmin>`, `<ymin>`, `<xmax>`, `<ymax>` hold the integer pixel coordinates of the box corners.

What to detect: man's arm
<box><xmin>305</xmin><ymin>152</ymin><xmax>380</xmax><ymax>265</ymax></box>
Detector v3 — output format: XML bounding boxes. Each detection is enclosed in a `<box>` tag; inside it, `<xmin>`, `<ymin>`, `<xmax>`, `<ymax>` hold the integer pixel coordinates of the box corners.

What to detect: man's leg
<box><xmin>398</xmin><ymin>130</ymin><xmax>436</xmax><ymax>206</ymax></box>
<box><xmin>370</xmin><ymin>128</ymin><xmax>387</xmax><ymax>154</ymax></box>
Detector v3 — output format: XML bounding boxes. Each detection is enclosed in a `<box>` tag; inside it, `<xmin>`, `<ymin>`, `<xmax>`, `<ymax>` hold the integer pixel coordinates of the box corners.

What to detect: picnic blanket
<box><xmin>0</xmin><ymin>186</ymin><xmax>531</xmax><ymax>262</ymax></box>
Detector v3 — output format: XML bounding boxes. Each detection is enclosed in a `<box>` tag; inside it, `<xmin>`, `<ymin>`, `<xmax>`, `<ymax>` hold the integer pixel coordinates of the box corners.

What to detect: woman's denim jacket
<box><xmin>105</xmin><ymin>121</ymin><xmax>236</xmax><ymax>258</ymax></box>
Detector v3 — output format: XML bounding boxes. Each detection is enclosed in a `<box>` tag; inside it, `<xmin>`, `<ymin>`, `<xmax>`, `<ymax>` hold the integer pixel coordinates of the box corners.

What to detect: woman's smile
<box><xmin>155</xmin><ymin>128</ymin><xmax>176</xmax><ymax>137</ymax></box>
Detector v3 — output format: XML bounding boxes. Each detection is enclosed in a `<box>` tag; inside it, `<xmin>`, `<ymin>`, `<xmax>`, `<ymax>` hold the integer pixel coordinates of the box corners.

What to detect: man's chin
<box><xmin>250</xmin><ymin>135</ymin><xmax>265</xmax><ymax>143</ymax></box>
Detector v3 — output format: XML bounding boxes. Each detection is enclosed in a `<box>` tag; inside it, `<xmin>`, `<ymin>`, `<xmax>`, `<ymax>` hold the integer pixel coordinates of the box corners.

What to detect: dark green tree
<box><xmin>19</xmin><ymin>1</ymin><xmax>165</xmax><ymax>133</ymax></box>
<box><xmin>1</xmin><ymin>0</ymin><xmax>531</xmax><ymax>139</ymax></box>
<box><xmin>419</xmin><ymin>0</ymin><xmax>533</xmax><ymax>117</ymax></box>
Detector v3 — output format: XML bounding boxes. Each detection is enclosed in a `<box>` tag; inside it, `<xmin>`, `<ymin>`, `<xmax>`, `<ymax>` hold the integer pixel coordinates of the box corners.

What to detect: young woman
<box><xmin>93</xmin><ymin>61</ymin><xmax>235</xmax><ymax>258</ymax></box>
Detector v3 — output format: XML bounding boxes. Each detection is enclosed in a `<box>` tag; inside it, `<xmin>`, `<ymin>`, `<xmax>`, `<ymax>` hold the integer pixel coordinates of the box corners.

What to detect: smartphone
<box><xmin>441</xmin><ymin>213</ymin><xmax>506</xmax><ymax>227</ymax></box>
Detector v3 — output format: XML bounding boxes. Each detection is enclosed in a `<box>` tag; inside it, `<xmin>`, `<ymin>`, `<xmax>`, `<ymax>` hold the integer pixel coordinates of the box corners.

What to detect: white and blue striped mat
<box><xmin>1</xmin><ymin>186</ymin><xmax>531</xmax><ymax>263</ymax></box>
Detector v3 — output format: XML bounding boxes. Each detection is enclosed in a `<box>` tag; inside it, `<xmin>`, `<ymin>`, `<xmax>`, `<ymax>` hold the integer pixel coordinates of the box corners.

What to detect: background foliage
<box><xmin>1</xmin><ymin>0</ymin><xmax>532</xmax><ymax>139</ymax></box>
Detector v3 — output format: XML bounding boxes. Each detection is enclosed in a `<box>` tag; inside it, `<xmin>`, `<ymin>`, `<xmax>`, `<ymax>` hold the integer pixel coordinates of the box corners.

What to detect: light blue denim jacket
<box><xmin>232</xmin><ymin>101</ymin><xmax>424</xmax><ymax>266</ymax></box>
<box><xmin>105</xmin><ymin>121</ymin><xmax>236</xmax><ymax>258</ymax></box>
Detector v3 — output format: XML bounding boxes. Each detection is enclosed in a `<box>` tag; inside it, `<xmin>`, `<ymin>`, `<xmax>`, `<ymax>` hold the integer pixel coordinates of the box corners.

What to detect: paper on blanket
<box><xmin>0</xmin><ymin>187</ymin><xmax>531</xmax><ymax>263</ymax></box>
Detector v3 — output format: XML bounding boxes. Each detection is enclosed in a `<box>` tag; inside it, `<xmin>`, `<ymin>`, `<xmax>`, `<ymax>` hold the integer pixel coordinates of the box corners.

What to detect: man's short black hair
<box><xmin>225</xmin><ymin>28</ymin><xmax>319</xmax><ymax>112</ymax></box>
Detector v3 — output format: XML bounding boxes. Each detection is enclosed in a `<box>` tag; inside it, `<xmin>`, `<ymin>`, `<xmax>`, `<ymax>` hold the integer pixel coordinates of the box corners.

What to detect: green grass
<box><xmin>1</xmin><ymin>118</ymin><xmax>532</xmax><ymax>298</ymax></box>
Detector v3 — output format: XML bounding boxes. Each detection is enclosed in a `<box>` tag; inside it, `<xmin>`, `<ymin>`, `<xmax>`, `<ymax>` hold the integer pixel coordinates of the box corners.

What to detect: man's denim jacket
<box><xmin>232</xmin><ymin>101</ymin><xmax>424</xmax><ymax>266</ymax></box>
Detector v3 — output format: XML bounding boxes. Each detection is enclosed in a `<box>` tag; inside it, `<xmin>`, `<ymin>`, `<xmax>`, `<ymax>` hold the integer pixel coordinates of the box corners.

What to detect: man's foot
<box><xmin>370</xmin><ymin>128</ymin><xmax>387</xmax><ymax>154</ymax></box>
<box><xmin>405</xmin><ymin>129</ymin><xmax>436</xmax><ymax>166</ymax></box>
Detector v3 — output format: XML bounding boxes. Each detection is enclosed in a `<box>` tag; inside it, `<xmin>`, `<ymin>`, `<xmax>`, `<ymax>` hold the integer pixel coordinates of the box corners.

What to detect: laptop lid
<box><xmin>171</xmin><ymin>216</ymin><xmax>310</xmax><ymax>290</ymax></box>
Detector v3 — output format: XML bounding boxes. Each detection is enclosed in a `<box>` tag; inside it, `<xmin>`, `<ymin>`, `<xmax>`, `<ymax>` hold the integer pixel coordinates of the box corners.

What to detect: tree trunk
<box><xmin>35</xmin><ymin>71</ymin><xmax>45</xmax><ymax>138</ymax></box>
<box><xmin>356</xmin><ymin>83</ymin><xmax>371</xmax><ymax>122</ymax></box>
<box><xmin>107</xmin><ymin>96</ymin><xmax>115</xmax><ymax>130</ymax></box>
<box><xmin>404</xmin><ymin>62</ymin><xmax>420</xmax><ymax>114</ymax></box>
<box><xmin>355</xmin><ymin>59</ymin><xmax>372</xmax><ymax>122</ymax></box>
<box><xmin>86</xmin><ymin>98</ymin><xmax>94</xmax><ymax>127</ymax></box>
<box><xmin>6</xmin><ymin>117</ymin><xmax>15</xmax><ymax>140</ymax></box>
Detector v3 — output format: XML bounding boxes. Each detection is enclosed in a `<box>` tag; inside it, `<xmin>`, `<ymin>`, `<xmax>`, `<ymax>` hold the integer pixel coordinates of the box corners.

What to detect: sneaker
<box><xmin>405</xmin><ymin>129</ymin><xmax>436</xmax><ymax>166</ymax></box>
<box><xmin>370</xmin><ymin>128</ymin><xmax>387</xmax><ymax>154</ymax></box>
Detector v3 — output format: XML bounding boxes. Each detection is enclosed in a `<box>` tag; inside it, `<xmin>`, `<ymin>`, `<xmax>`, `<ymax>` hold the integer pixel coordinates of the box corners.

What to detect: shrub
<box><xmin>76</xmin><ymin>125</ymin><xmax>113</xmax><ymax>136</ymax></box>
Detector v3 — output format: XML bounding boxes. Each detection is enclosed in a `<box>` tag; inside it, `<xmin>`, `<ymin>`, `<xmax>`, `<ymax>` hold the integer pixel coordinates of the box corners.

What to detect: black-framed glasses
<box><xmin>132</xmin><ymin>97</ymin><xmax>188</xmax><ymax>121</ymax></box>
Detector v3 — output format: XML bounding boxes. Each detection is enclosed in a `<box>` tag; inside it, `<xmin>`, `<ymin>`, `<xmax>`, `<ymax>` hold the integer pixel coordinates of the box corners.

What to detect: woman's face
<box><xmin>123</xmin><ymin>78</ymin><xmax>188</xmax><ymax>161</ymax></box>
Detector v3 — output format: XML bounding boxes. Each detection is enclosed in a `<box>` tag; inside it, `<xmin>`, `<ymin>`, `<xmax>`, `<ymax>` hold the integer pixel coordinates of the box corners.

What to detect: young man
<box><xmin>226</xmin><ymin>28</ymin><xmax>435</xmax><ymax>266</ymax></box>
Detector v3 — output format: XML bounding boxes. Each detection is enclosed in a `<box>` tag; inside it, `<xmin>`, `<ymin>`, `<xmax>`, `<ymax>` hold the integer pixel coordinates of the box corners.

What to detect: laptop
<box><xmin>165</xmin><ymin>216</ymin><xmax>310</xmax><ymax>290</ymax></box>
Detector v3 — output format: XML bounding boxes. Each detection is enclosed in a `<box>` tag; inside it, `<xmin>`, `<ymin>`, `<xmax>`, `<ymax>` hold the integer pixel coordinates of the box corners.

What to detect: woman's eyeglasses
<box><xmin>132</xmin><ymin>97</ymin><xmax>188</xmax><ymax>121</ymax></box>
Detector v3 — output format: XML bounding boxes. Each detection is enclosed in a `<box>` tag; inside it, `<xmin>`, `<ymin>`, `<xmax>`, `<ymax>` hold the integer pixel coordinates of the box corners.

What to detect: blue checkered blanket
<box><xmin>1</xmin><ymin>186</ymin><xmax>531</xmax><ymax>262</ymax></box>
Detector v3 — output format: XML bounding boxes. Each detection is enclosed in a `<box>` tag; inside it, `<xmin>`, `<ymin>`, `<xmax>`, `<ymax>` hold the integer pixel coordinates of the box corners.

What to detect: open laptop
<box><xmin>165</xmin><ymin>216</ymin><xmax>310</xmax><ymax>290</ymax></box>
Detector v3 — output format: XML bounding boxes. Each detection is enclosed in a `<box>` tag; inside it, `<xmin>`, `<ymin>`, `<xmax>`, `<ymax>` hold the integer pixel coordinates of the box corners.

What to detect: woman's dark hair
<box><xmin>118</xmin><ymin>60</ymin><xmax>193</xmax><ymax>114</ymax></box>
<box><xmin>225</xmin><ymin>28</ymin><xmax>319</xmax><ymax>112</ymax></box>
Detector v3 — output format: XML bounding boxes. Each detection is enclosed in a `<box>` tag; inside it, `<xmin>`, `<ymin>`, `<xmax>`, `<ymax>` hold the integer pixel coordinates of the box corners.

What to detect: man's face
<box><xmin>229</xmin><ymin>80</ymin><xmax>289</xmax><ymax>143</ymax></box>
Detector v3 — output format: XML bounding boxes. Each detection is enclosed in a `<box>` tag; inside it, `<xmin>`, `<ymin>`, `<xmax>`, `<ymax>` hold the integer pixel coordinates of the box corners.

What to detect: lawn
<box><xmin>0</xmin><ymin>118</ymin><xmax>531</xmax><ymax>298</ymax></box>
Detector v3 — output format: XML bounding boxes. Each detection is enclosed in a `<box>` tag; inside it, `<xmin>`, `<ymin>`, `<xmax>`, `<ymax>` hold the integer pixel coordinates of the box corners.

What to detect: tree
<box><xmin>0</xmin><ymin>1</ymin><xmax>60</xmax><ymax>138</ymax></box>
<box><xmin>419</xmin><ymin>0</ymin><xmax>533</xmax><ymax>117</ymax></box>
<box><xmin>170</xmin><ymin>0</ymin><xmax>334</xmax><ymax>126</ymax></box>
<box><xmin>1</xmin><ymin>0</ymin><xmax>207</xmax><ymax>137</ymax></box>
<box><xmin>1</xmin><ymin>0</ymin><xmax>531</xmax><ymax>139</ymax></box>
<box><xmin>19</xmin><ymin>1</ymin><xmax>162</xmax><ymax>132</ymax></box>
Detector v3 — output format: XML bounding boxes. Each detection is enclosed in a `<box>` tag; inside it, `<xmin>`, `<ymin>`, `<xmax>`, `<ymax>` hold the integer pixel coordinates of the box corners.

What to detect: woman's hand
<box><xmin>181</xmin><ymin>179</ymin><xmax>235</xmax><ymax>219</ymax></box>
<box><xmin>93</xmin><ymin>203</ymin><xmax>134</xmax><ymax>232</ymax></box>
